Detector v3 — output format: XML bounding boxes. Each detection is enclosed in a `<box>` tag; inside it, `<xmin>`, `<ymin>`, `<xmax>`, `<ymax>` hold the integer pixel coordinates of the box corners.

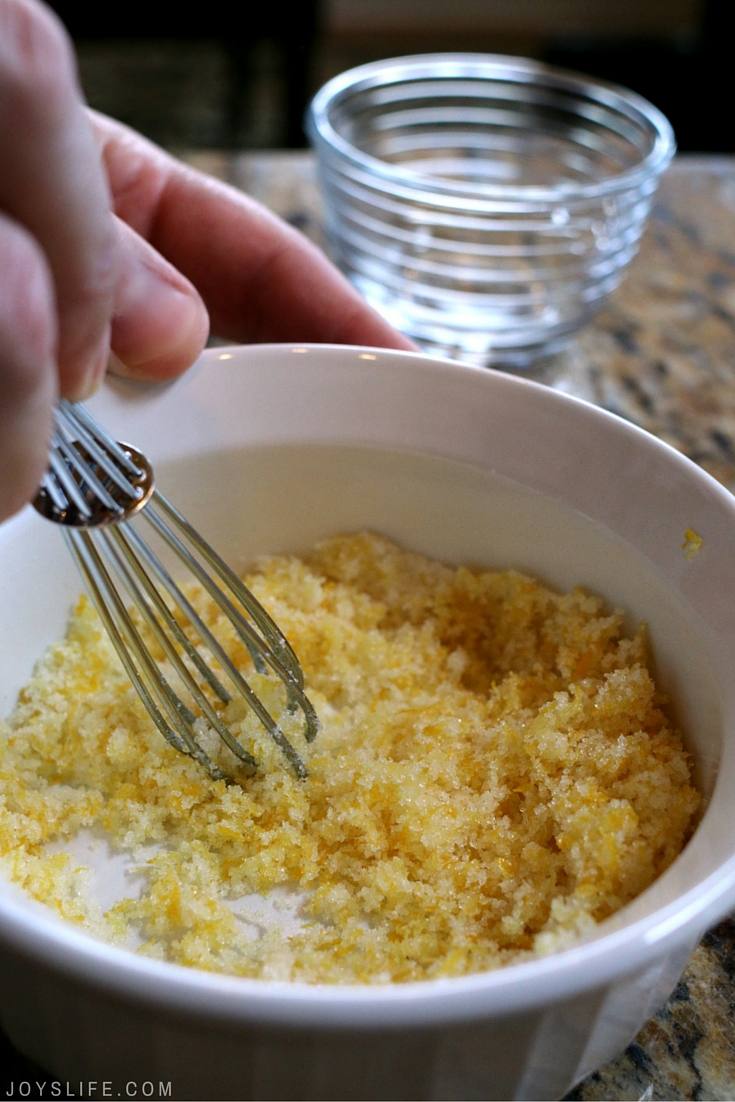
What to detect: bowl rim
<box><xmin>1</xmin><ymin>341</ymin><xmax>734</xmax><ymax>1031</ymax></box>
<box><xmin>307</xmin><ymin>52</ymin><xmax>676</xmax><ymax>206</ymax></box>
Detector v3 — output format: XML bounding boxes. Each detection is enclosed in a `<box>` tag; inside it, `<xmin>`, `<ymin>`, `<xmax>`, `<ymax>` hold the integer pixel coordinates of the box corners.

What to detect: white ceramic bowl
<box><xmin>1</xmin><ymin>344</ymin><xmax>735</xmax><ymax>1101</ymax></box>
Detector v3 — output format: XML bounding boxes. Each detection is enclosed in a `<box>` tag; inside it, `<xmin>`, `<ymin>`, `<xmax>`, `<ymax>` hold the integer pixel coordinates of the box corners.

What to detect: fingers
<box><xmin>0</xmin><ymin>213</ymin><xmax>56</xmax><ymax>523</ymax></box>
<box><xmin>0</xmin><ymin>0</ymin><xmax>118</xmax><ymax>399</ymax></box>
<box><xmin>109</xmin><ymin>218</ymin><xmax>209</xmax><ymax>383</ymax></box>
<box><xmin>91</xmin><ymin>112</ymin><xmax>416</xmax><ymax>351</ymax></box>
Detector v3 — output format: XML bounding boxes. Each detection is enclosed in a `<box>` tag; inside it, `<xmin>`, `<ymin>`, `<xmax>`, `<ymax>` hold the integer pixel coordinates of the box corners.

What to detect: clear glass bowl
<box><xmin>307</xmin><ymin>54</ymin><xmax>675</xmax><ymax>367</ymax></box>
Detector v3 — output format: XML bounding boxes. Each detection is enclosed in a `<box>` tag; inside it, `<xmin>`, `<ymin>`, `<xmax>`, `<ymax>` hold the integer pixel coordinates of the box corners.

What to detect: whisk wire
<box><xmin>58</xmin><ymin>437</ymin><xmax>119</xmax><ymax>514</ymax></box>
<box><xmin>57</xmin><ymin>401</ymin><xmax>142</xmax><ymax>496</ymax></box>
<box><xmin>117</xmin><ymin>526</ymin><xmax>233</xmax><ymax>703</ymax></box>
<box><xmin>49</xmin><ymin>438</ymin><xmax>98</xmax><ymax>516</ymax></box>
<box><xmin>113</xmin><ymin>519</ymin><xmax>304</xmax><ymax>776</ymax></box>
<box><xmin>143</xmin><ymin>499</ymin><xmax>319</xmax><ymax>744</ymax></box>
<box><xmin>65</xmin><ymin>529</ymin><xmax>223</xmax><ymax>776</ymax></box>
<box><xmin>102</xmin><ymin>528</ymin><xmax>259</xmax><ymax>769</ymax></box>
<box><xmin>35</xmin><ymin>401</ymin><xmax>318</xmax><ymax>783</ymax></box>
<box><xmin>154</xmin><ymin>494</ymin><xmax>304</xmax><ymax>686</ymax></box>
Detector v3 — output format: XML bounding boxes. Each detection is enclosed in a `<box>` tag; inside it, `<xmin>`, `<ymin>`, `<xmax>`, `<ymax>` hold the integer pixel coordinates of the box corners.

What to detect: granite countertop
<box><xmin>178</xmin><ymin>150</ymin><xmax>735</xmax><ymax>1102</ymax></box>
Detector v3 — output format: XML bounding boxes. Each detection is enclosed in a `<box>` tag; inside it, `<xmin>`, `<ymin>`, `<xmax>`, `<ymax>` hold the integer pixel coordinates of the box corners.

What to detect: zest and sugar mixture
<box><xmin>0</xmin><ymin>533</ymin><xmax>700</xmax><ymax>983</ymax></box>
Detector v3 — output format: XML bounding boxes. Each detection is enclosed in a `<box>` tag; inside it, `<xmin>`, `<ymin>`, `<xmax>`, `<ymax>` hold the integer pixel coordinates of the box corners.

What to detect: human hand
<box><xmin>0</xmin><ymin>0</ymin><xmax>414</xmax><ymax>524</ymax></box>
<box><xmin>0</xmin><ymin>0</ymin><xmax>213</xmax><ymax>519</ymax></box>
<box><xmin>92</xmin><ymin>111</ymin><xmax>416</xmax><ymax>356</ymax></box>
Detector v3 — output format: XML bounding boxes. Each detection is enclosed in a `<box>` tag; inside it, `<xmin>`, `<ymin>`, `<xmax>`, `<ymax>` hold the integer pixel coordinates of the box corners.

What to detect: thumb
<box><xmin>107</xmin><ymin>216</ymin><xmax>210</xmax><ymax>385</ymax></box>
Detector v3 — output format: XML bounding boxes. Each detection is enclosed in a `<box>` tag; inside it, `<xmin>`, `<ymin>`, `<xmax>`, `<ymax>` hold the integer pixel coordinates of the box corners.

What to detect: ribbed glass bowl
<box><xmin>307</xmin><ymin>54</ymin><xmax>675</xmax><ymax>367</ymax></box>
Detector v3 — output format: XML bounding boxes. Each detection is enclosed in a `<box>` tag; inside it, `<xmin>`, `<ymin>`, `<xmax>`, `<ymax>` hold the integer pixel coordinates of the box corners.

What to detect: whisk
<box><xmin>33</xmin><ymin>399</ymin><xmax>319</xmax><ymax>782</ymax></box>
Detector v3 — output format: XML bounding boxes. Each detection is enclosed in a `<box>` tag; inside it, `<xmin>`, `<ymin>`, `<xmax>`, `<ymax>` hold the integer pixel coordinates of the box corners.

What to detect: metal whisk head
<box><xmin>33</xmin><ymin>399</ymin><xmax>319</xmax><ymax>782</ymax></box>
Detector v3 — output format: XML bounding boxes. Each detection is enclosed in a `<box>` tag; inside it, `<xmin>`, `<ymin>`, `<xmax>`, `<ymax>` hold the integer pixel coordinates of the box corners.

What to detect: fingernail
<box><xmin>107</xmin><ymin>350</ymin><xmax>133</xmax><ymax>377</ymax></box>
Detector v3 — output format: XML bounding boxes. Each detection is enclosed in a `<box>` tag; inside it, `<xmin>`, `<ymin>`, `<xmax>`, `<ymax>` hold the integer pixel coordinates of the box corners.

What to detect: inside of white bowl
<box><xmin>0</xmin><ymin>440</ymin><xmax>726</xmax><ymax>940</ymax></box>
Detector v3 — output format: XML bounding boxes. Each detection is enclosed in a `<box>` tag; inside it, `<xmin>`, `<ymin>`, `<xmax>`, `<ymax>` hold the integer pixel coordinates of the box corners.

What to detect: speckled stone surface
<box><xmin>181</xmin><ymin>150</ymin><xmax>735</xmax><ymax>1101</ymax></box>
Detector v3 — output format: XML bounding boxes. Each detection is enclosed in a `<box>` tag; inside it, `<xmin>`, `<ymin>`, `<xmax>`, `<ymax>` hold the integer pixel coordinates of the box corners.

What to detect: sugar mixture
<box><xmin>0</xmin><ymin>533</ymin><xmax>700</xmax><ymax>982</ymax></box>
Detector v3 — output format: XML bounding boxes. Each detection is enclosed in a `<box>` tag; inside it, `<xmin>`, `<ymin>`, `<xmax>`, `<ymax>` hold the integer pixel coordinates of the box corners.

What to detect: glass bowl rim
<box><xmin>307</xmin><ymin>52</ymin><xmax>676</xmax><ymax>204</ymax></box>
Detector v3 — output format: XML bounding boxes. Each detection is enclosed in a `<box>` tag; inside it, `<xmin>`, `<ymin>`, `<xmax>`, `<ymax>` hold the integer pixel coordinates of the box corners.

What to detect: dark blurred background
<box><xmin>44</xmin><ymin>0</ymin><xmax>731</xmax><ymax>153</ymax></box>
